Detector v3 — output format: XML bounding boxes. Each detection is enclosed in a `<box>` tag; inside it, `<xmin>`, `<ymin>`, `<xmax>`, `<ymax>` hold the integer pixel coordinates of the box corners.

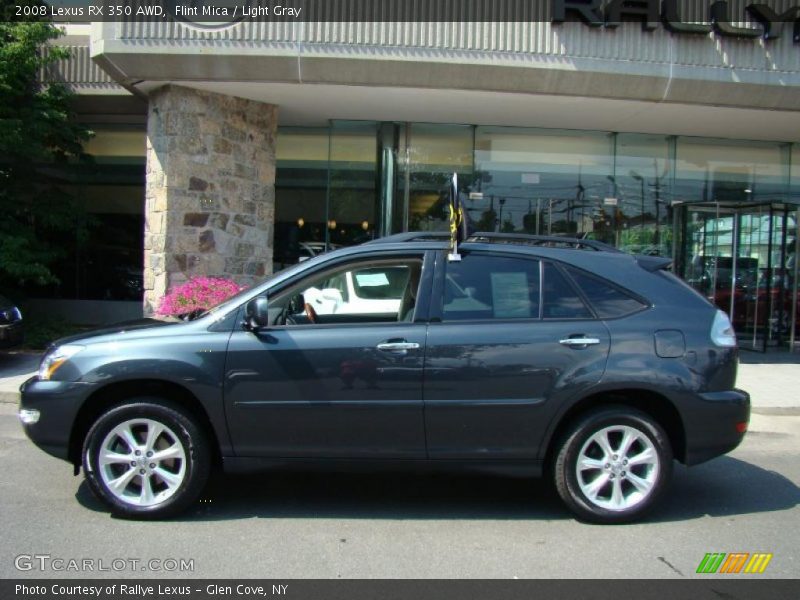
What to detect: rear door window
<box><xmin>442</xmin><ymin>254</ymin><xmax>540</xmax><ymax>321</ymax></box>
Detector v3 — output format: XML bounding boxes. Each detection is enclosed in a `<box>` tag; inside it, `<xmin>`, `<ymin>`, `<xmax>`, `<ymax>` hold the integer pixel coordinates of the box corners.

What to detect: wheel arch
<box><xmin>69</xmin><ymin>379</ymin><xmax>222</xmax><ymax>468</ymax></box>
<box><xmin>542</xmin><ymin>388</ymin><xmax>687</xmax><ymax>468</ymax></box>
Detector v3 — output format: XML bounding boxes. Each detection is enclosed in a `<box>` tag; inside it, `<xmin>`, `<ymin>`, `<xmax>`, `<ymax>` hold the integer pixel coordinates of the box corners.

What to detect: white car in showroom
<box><xmin>302</xmin><ymin>265</ymin><xmax>410</xmax><ymax>318</ymax></box>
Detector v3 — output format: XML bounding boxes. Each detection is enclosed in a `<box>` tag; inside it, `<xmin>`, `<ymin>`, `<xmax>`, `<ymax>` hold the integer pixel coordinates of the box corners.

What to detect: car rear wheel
<box><xmin>554</xmin><ymin>406</ymin><xmax>672</xmax><ymax>524</ymax></box>
<box><xmin>82</xmin><ymin>399</ymin><xmax>210</xmax><ymax>519</ymax></box>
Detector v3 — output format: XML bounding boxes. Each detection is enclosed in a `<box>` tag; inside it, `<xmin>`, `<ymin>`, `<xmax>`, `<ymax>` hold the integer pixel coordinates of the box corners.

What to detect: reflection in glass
<box><xmin>329</xmin><ymin>121</ymin><xmax>379</xmax><ymax>247</ymax></box>
<box><xmin>472</xmin><ymin>127</ymin><xmax>614</xmax><ymax>239</ymax></box>
<box><xmin>401</xmin><ymin>124</ymin><xmax>474</xmax><ymax>232</ymax></box>
<box><xmin>674</xmin><ymin>138</ymin><xmax>786</xmax><ymax>208</ymax></box>
<box><xmin>273</xmin><ymin>127</ymin><xmax>330</xmax><ymax>271</ymax></box>
<box><xmin>31</xmin><ymin>128</ymin><xmax>147</xmax><ymax>301</ymax></box>
<box><xmin>614</xmin><ymin>134</ymin><xmax>673</xmax><ymax>257</ymax></box>
<box><xmin>271</xmin><ymin>124</ymin><xmax>799</xmax><ymax>344</ymax></box>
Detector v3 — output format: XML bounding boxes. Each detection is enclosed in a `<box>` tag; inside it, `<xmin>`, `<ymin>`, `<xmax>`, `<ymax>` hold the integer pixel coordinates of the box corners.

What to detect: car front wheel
<box><xmin>82</xmin><ymin>399</ymin><xmax>210</xmax><ymax>519</ymax></box>
<box><xmin>554</xmin><ymin>406</ymin><xmax>672</xmax><ymax>524</ymax></box>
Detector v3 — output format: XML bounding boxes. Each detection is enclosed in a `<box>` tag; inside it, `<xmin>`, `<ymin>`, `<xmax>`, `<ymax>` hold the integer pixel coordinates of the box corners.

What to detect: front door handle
<box><xmin>559</xmin><ymin>337</ymin><xmax>601</xmax><ymax>347</ymax></box>
<box><xmin>377</xmin><ymin>341</ymin><xmax>420</xmax><ymax>352</ymax></box>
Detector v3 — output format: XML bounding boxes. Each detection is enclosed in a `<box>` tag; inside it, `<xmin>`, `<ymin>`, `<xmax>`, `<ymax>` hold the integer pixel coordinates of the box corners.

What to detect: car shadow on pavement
<box><xmin>74</xmin><ymin>456</ymin><xmax>799</xmax><ymax>523</ymax></box>
<box><xmin>76</xmin><ymin>471</ymin><xmax>568</xmax><ymax>520</ymax></box>
<box><xmin>652</xmin><ymin>457</ymin><xmax>800</xmax><ymax>522</ymax></box>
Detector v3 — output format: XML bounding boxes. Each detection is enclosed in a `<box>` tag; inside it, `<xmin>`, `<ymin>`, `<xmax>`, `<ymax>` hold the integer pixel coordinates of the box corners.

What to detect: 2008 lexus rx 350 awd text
<box><xmin>19</xmin><ymin>233</ymin><xmax>749</xmax><ymax>523</ymax></box>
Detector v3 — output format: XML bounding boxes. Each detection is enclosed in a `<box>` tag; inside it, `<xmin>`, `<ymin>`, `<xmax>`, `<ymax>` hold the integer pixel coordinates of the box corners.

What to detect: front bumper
<box><xmin>683</xmin><ymin>388</ymin><xmax>750</xmax><ymax>466</ymax></box>
<box><xmin>18</xmin><ymin>377</ymin><xmax>95</xmax><ymax>461</ymax></box>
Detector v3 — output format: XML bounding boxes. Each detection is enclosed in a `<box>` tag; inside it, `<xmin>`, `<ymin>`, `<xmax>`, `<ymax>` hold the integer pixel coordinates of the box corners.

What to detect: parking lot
<box><xmin>1</xmin><ymin>397</ymin><xmax>798</xmax><ymax>579</ymax></box>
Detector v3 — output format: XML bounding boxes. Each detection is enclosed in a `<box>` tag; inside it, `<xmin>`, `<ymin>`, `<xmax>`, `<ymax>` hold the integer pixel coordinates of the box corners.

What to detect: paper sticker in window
<box><xmin>354</xmin><ymin>272</ymin><xmax>390</xmax><ymax>287</ymax></box>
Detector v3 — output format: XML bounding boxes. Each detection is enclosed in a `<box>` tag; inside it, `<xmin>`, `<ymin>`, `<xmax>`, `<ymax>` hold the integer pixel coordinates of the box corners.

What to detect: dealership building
<box><xmin>41</xmin><ymin>0</ymin><xmax>800</xmax><ymax>350</ymax></box>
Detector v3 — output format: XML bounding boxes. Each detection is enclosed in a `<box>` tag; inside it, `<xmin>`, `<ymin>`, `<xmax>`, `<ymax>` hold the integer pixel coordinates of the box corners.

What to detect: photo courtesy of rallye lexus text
<box><xmin>18</xmin><ymin>219</ymin><xmax>750</xmax><ymax>524</ymax></box>
<box><xmin>15</xmin><ymin>584</ymin><xmax>193</xmax><ymax>597</ymax></box>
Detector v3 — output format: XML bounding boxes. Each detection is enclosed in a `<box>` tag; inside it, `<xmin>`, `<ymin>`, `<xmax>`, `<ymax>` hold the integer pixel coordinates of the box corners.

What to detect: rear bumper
<box><xmin>18</xmin><ymin>377</ymin><xmax>94</xmax><ymax>461</ymax></box>
<box><xmin>683</xmin><ymin>389</ymin><xmax>750</xmax><ymax>466</ymax></box>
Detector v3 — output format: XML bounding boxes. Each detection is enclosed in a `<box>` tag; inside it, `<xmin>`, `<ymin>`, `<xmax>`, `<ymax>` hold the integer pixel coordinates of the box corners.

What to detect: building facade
<box><xmin>42</xmin><ymin>0</ymin><xmax>800</xmax><ymax>350</ymax></box>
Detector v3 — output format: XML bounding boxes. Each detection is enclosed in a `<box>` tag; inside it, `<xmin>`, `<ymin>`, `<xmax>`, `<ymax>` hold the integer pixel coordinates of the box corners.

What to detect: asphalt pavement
<box><xmin>0</xmin><ymin>351</ymin><xmax>39</xmax><ymax>404</ymax></box>
<box><xmin>0</xmin><ymin>403</ymin><xmax>797</xmax><ymax>578</ymax></box>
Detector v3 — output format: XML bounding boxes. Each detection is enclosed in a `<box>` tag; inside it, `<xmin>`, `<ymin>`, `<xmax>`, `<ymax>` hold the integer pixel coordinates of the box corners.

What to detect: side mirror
<box><xmin>244</xmin><ymin>296</ymin><xmax>269</xmax><ymax>330</ymax></box>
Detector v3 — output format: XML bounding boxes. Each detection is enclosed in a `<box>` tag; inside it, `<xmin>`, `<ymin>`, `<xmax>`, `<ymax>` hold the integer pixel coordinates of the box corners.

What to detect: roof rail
<box><xmin>365</xmin><ymin>231</ymin><xmax>622</xmax><ymax>253</ymax></box>
<box><xmin>366</xmin><ymin>232</ymin><xmax>450</xmax><ymax>244</ymax></box>
<box><xmin>466</xmin><ymin>232</ymin><xmax>623</xmax><ymax>253</ymax></box>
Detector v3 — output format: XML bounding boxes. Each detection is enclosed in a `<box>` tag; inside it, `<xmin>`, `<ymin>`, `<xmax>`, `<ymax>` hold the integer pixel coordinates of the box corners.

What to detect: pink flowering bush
<box><xmin>156</xmin><ymin>277</ymin><xmax>246</xmax><ymax>318</ymax></box>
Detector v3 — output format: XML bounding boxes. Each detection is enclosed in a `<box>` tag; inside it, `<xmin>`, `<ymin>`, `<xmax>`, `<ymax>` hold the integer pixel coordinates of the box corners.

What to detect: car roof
<box><xmin>360</xmin><ymin>231</ymin><xmax>672</xmax><ymax>272</ymax></box>
<box><xmin>367</xmin><ymin>231</ymin><xmax>621</xmax><ymax>252</ymax></box>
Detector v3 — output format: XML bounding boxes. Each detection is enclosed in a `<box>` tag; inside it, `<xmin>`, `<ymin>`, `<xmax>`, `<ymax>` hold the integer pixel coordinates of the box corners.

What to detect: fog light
<box><xmin>736</xmin><ymin>421</ymin><xmax>748</xmax><ymax>434</ymax></box>
<box><xmin>18</xmin><ymin>409</ymin><xmax>40</xmax><ymax>425</ymax></box>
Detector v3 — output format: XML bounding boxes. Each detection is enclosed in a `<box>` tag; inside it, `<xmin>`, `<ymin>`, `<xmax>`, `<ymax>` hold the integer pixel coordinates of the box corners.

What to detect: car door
<box><xmin>224</xmin><ymin>251</ymin><xmax>433</xmax><ymax>458</ymax></box>
<box><xmin>423</xmin><ymin>251</ymin><xmax>611</xmax><ymax>459</ymax></box>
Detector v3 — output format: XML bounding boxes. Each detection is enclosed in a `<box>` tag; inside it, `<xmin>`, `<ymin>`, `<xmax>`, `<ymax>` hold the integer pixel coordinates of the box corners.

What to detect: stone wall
<box><xmin>143</xmin><ymin>85</ymin><xmax>277</xmax><ymax>314</ymax></box>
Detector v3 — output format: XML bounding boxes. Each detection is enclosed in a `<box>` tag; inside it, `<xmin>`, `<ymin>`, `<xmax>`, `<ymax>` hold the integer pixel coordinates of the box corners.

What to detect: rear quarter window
<box><xmin>565</xmin><ymin>266</ymin><xmax>648</xmax><ymax>319</ymax></box>
<box><xmin>542</xmin><ymin>262</ymin><xmax>593</xmax><ymax>319</ymax></box>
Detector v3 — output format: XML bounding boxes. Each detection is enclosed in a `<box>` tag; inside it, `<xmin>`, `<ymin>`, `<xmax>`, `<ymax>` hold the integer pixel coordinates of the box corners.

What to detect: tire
<box><xmin>553</xmin><ymin>406</ymin><xmax>672</xmax><ymax>524</ymax></box>
<box><xmin>82</xmin><ymin>398</ymin><xmax>211</xmax><ymax>519</ymax></box>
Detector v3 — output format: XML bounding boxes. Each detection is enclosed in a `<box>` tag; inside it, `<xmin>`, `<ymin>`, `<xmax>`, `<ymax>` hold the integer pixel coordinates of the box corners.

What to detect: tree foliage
<box><xmin>0</xmin><ymin>3</ymin><xmax>92</xmax><ymax>287</ymax></box>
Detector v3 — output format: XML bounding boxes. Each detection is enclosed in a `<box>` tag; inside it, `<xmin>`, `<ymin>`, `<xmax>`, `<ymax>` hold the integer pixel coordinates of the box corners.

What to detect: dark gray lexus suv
<box><xmin>19</xmin><ymin>233</ymin><xmax>749</xmax><ymax>523</ymax></box>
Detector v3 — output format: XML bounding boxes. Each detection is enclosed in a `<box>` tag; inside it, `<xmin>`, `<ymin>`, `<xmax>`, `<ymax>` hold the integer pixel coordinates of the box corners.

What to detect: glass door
<box><xmin>680</xmin><ymin>203</ymin><xmax>735</xmax><ymax>318</ymax></box>
<box><xmin>678</xmin><ymin>203</ymin><xmax>797</xmax><ymax>351</ymax></box>
<box><xmin>736</xmin><ymin>207</ymin><xmax>775</xmax><ymax>351</ymax></box>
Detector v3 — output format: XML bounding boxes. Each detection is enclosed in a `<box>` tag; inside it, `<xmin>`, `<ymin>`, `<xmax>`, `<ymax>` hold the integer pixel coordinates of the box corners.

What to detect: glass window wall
<box><xmin>674</xmin><ymin>138</ymin><xmax>787</xmax><ymax>207</ymax></box>
<box><xmin>472</xmin><ymin>127</ymin><xmax>614</xmax><ymax>238</ymax></box>
<box><xmin>273</xmin><ymin>127</ymin><xmax>332</xmax><ymax>271</ymax></box>
<box><xmin>272</xmin><ymin>124</ymin><xmax>799</xmax><ymax>347</ymax></box>
<box><xmin>401</xmin><ymin>124</ymin><xmax>474</xmax><ymax>233</ymax></box>
<box><xmin>328</xmin><ymin>121</ymin><xmax>379</xmax><ymax>247</ymax></box>
<box><xmin>613</xmin><ymin>134</ymin><xmax>674</xmax><ymax>257</ymax></box>
<box><xmin>29</xmin><ymin>127</ymin><xmax>146</xmax><ymax>301</ymax></box>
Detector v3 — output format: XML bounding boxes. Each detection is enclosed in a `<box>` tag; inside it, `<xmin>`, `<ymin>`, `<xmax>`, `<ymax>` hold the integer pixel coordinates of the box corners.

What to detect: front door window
<box><xmin>270</xmin><ymin>258</ymin><xmax>423</xmax><ymax>325</ymax></box>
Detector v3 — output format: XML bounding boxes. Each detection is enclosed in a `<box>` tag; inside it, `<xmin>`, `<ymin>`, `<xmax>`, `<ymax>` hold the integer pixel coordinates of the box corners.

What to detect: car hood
<box><xmin>49</xmin><ymin>318</ymin><xmax>183</xmax><ymax>349</ymax></box>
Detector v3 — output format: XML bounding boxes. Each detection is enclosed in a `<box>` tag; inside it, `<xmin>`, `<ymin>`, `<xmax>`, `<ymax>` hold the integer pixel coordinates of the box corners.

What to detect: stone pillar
<box><xmin>143</xmin><ymin>85</ymin><xmax>277</xmax><ymax>315</ymax></box>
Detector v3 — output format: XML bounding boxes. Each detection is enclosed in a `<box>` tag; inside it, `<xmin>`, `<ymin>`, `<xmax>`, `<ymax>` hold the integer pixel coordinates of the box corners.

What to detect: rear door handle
<box><xmin>377</xmin><ymin>341</ymin><xmax>420</xmax><ymax>352</ymax></box>
<box><xmin>559</xmin><ymin>337</ymin><xmax>601</xmax><ymax>347</ymax></box>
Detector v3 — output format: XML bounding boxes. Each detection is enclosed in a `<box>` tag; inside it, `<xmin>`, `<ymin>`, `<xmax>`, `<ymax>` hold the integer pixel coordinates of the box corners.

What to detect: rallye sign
<box><xmin>552</xmin><ymin>0</ymin><xmax>800</xmax><ymax>41</ymax></box>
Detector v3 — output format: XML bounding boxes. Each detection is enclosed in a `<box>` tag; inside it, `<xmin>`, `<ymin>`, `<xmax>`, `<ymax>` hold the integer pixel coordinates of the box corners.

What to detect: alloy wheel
<box><xmin>575</xmin><ymin>424</ymin><xmax>660</xmax><ymax>512</ymax></box>
<box><xmin>97</xmin><ymin>418</ymin><xmax>187</xmax><ymax>507</ymax></box>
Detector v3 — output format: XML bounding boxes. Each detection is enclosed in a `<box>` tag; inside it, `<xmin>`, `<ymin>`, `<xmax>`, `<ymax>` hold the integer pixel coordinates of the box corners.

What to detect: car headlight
<box><xmin>38</xmin><ymin>345</ymin><xmax>84</xmax><ymax>381</ymax></box>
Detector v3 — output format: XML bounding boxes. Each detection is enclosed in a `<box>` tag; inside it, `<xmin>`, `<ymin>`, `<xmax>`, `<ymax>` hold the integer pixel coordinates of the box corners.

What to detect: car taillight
<box><xmin>710</xmin><ymin>310</ymin><xmax>737</xmax><ymax>348</ymax></box>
